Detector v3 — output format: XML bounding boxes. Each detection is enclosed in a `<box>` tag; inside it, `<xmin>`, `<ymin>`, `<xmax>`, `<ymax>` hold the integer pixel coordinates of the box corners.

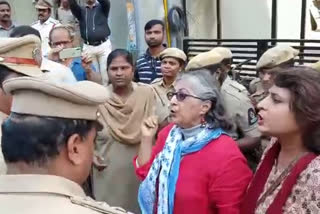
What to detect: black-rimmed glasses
<box><xmin>167</xmin><ymin>91</ymin><xmax>204</xmax><ymax>102</ymax></box>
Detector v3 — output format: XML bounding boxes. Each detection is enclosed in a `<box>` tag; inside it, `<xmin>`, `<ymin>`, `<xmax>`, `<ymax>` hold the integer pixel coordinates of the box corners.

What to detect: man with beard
<box><xmin>0</xmin><ymin>1</ymin><xmax>16</xmax><ymax>37</ymax></box>
<box><xmin>68</xmin><ymin>0</ymin><xmax>111</xmax><ymax>86</ymax></box>
<box><xmin>32</xmin><ymin>0</ymin><xmax>60</xmax><ymax>57</ymax></box>
<box><xmin>135</xmin><ymin>19</ymin><xmax>166</xmax><ymax>84</ymax></box>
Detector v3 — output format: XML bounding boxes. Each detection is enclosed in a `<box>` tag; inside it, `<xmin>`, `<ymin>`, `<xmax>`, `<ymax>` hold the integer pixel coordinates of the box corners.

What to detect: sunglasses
<box><xmin>167</xmin><ymin>91</ymin><xmax>204</xmax><ymax>102</ymax></box>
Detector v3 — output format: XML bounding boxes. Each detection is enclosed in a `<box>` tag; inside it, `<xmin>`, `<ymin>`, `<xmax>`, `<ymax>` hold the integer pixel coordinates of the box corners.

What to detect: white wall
<box><xmin>10</xmin><ymin>0</ymin><xmax>37</xmax><ymax>25</ymax></box>
<box><xmin>108</xmin><ymin>0</ymin><xmax>129</xmax><ymax>49</ymax></box>
<box><xmin>276</xmin><ymin>0</ymin><xmax>302</xmax><ymax>39</ymax></box>
<box><xmin>221</xmin><ymin>0</ymin><xmax>272</xmax><ymax>39</ymax></box>
<box><xmin>186</xmin><ymin>0</ymin><xmax>217</xmax><ymax>39</ymax></box>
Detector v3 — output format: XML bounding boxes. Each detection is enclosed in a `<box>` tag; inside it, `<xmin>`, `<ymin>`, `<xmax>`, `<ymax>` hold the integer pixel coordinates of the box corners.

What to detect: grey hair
<box><xmin>176</xmin><ymin>69</ymin><xmax>233</xmax><ymax>131</ymax></box>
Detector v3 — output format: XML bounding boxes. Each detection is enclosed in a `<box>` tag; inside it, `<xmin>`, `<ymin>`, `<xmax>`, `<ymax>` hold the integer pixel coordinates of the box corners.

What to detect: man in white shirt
<box><xmin>31</xmin><ymin>0</ymin><xmax>60</xmax><ymax>57</ymax></box>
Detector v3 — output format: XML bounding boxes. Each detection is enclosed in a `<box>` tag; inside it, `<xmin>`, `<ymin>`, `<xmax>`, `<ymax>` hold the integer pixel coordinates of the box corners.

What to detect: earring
<box><xmin>200</xmin><ymin>117</ymin><xmax>207</xmax><ymax>128</ymax></box>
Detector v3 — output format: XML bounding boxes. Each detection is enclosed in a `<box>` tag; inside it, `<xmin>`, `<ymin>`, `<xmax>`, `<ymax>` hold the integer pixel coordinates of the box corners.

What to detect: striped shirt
<box><xmin>135</xmin><ymin>49</ymin><xmax>163</xmax><ymax>84</ymax></box>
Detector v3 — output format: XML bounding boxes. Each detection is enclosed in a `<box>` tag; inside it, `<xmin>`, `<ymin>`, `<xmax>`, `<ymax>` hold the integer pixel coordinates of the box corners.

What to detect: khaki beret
<box><xmin>211</xmin><ymin>47</ymin><xmax>233</xmax><ymax>59</ymax></box>
<box><xmin>3</xmin><ymin>77</ymin><xmax>109</xmax><ymax>122</ymax></box>
<box><xmin>35</xmin><ymin>0</ymin><xmax>52</xmax><ymax>9</ymax></box>
<box><xmin>0</xmin><ymin>35</ymin><xmax>43</xmax><ymax>77</ymax></box>
<box><xmin>256</xmin><ymin>45</ymin><xmax>299</xmax><ymax>70</ymax></box>
<box><xmin>160</xmin><ymin>48</ymin><xmax>187</xmax><ymax>62</ymax></box>
<box><xmin>185</xmin><ymin>51</ymin><xmax>224</xmax><ymax>71</ymax></box>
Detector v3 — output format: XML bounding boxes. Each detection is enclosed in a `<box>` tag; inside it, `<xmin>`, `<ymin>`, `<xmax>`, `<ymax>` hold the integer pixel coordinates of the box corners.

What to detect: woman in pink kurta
<box><xmin>134</xmin><ymin>70</ymin><xmax>252</xmax><ymax>214</ymax></box>
<box><xmin>241</xmin><ymin>67</ymin><xmax>320</xmax><ymax>213</ymax></box>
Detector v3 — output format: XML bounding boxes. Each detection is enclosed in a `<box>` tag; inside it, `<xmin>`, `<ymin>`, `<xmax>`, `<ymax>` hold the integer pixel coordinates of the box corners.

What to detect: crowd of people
<box><xmin>0</xmin><ymin>0</ymin><xmax>320</xmax><ymax>214</ymax></box>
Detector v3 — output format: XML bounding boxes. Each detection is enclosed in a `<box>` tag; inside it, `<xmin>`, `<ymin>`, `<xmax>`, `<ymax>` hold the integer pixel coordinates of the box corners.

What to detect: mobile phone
<box><xmin>59</xmin><ymin>47</ymin><xmax>82</xmax><ymax>59</ymax></box>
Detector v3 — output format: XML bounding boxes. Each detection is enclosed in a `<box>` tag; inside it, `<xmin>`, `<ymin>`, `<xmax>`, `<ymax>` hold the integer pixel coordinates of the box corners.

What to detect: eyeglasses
<box><xmin>51</xmin><ymin>40</ymin><xmax>72</xmax><ymax>47</ymax></box>
<box><xmin>167</xmin><ymin>91</ymin><xmax>204</xmax><ymax>102</ymax></box>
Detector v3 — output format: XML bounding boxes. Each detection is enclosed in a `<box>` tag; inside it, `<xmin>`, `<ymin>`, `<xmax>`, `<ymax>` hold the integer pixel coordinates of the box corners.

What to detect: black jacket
<box><xmin>69</xmin><ymin>0</ymin><xmax>111</xmax><ymax>43</ymax></box>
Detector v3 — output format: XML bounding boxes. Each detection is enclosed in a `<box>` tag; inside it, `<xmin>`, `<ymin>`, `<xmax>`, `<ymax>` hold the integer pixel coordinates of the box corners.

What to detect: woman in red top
<box><xmin>134</xmin><ymin>69</ymin><xmax>252</xmax><ymax>214</ymax></box>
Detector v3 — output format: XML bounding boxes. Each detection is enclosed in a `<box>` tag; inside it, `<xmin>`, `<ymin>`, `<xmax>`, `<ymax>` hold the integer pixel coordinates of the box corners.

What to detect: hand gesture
<box><xmin>48</xmin><ymin>45</ymin><xmax>64</xmax><ymax>62</ymax></box>
<box><xmin>81</xmin><ymin>53</ymin><xmax>93</xmax><ymax>72</ymax></box>
<box><xmin>141</xmin><ymin>115</ymin><xmax>159</xmax><ymax>138</ymax></box>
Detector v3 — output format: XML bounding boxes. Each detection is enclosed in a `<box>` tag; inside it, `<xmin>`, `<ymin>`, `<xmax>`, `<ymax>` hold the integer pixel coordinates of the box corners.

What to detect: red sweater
<box><xmin>134</xmin><ymin>124</ymin><xmax>252</xmax><ymax>214</ymax></box>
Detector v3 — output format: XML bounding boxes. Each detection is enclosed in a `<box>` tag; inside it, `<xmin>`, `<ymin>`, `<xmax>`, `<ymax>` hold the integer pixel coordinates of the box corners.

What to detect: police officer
<box><xmin>151</xmin><ymin>47</ymin><xmax>186</xmax><ymax>127</ymax></box>
<box><xmin>186</xmin><ymin>47</ymin><xmax>261</xmax><ymax>169</ymax></box>
<box><xmin>0</xmin><ymin>76</ymin><xmax>130</xmax><ymax>214</ymax></box>
<box><xmin>0</xmin><ymin>35</ymin><xmax>45</xmax><ymax>174</ymax></box>
<box><xmin>32</xmin><ymin>0</ymin><xmax>60</xmax><ymax>57</ymax></box>
<box><xmin>250</xmin><ymin>45</ymin><xmax>298</xmax><ymax>106</ymax></box>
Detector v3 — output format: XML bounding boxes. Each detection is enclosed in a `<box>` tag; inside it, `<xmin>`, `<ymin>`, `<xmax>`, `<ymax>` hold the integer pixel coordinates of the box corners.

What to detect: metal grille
<box><xmin>183</xmin><ymin>38</ymin><xmax>320</xmax><ymax>79</ymax></box>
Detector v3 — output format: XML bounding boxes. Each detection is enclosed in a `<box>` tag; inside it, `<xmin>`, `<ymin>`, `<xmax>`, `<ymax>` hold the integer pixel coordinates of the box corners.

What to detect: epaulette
<box><xmin>228</xmin><ymin>80</ymin><xmax>247</xmax><ymax>93</ymax></box>
<box><xmin>151</xmin><ymin>78</ymin><xmax>162</xmax><ymax>85</ymax></box>
<box><xmin>249</xmin><ymin>78</ymin><xmax>260</xmax><ymax>87</ymax></box>
<box><xmin>50</xmin><ymin>19</ymin><xmax>60</xmax><ymax>25</ymax></box>
<box><xmin>70</xmin><ymin>196</ymin><xmax>132</xmax><ymax>214</ymax></box>
<box><xmin>136</xmin><ymin>81</ymin><xmax>153</xmax><ymax>89</ymax></box>
<box><xmin>31</xmin><ymin>20</ymin><xmax>39</xmax><ymax>26</ymax></box>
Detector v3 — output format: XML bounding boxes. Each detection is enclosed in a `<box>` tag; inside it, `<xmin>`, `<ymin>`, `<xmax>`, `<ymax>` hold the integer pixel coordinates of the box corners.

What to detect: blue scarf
<box><xmin>138</xmin><ymin>125</ymin><xmax>224</xmax><ymax>214</ymax></box>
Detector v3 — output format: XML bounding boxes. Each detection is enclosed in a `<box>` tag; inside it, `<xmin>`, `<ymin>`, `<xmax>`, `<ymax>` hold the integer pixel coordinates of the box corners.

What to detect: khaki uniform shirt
<box><xmin>32</xmin><ymin>17</ymin><xmax>60</xmax><ymax>57</ymax></box>
<box><xmin>0</xmin><ymin>175</ymin><xmax>131</xmax><ymax>214</ymax></box>
<box><xmin>249</xmin><ymin>78</ymin><xmax>268</xmax><ymax>107</ymax></box>
<box><xmin>248</xmin><ymin>77</ymin><xmax>261</xmax><ymax>94</ymax></box>
<box><xmin>221</xmin><ymin>76</ymin><xmax>260</xmax><ymax>140</ymax></box>
<box><xmin>0</xmin><ymin>112</ymin><xmax>8</xmax><ymax>175</ymax></box>
<box><xmin>151</xmin><ymin>78</ymin><xmax>175</xmax><ymax>123</ymax></box>
<box><xmin>250</xmin><ymin>90</ymin><xmax>268</xmax><ymax>107</ymax></box>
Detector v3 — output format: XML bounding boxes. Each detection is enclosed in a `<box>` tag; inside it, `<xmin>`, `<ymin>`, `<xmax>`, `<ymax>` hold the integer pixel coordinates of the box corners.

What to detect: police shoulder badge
<box><xmin>248</xmin><ymin>108</ymin><xmax>258</xmax><ymax>126</ymax></box>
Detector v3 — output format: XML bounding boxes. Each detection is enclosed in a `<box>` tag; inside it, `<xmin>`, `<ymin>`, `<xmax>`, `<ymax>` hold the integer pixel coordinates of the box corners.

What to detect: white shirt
<box><xmin>32</xmin><ymin>17</ymin><xmax>60</xmax><ymax>57</ymax></box>
<box><xmin>41</xmin><ymin>58</ymin><xmax>77</xmax><ymax>83</ymax></box>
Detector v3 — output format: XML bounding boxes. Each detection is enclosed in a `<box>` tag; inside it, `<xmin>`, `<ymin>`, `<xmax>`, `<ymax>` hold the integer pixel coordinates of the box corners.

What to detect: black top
<box><xmin>69</xmin><ymin>0</ymin><xmax>111</xmax><ymax>43</ymax></box>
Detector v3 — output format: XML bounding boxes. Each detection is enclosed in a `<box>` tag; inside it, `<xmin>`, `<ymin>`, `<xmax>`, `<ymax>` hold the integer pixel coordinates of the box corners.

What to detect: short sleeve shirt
<box><xmin>221</xmin><ymin>76</ymin><xmax>260</xmax><ymax>140</ymax></box>
<box><xmin>151</xmin><ymin>78</ymin><xmax>175</xmax><ymax>123</ymax></box>
<box><xmin>32</xmin><ymin>17</ymin><xmax>60</xmax><ymax>57</ymax></box>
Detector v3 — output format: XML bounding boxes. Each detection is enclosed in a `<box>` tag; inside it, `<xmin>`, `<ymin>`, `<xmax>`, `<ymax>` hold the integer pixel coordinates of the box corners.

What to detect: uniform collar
<box><xmin>222</xmin><ymin>75</ymin><xmax>232</xmax><ymax>85</ymax></box>
<box><xmin>252</xmin><ymin>89</ymin><xmax>268</xmax><ymax>97</ymax></box>
<box><xmin>0</xmin><ymin>22</ymin><xmax>15</xmax><ymax>30</ymax></box>
<box><xmin>40</xmin><ymin>17</ymin><xmax>54</xmax><ymax>25</ymax></box>
<box><xmin>0</xmin><ymin>175</ymin><xmax>86</xmax><ymax>197</ymax></box>
<box><xmin>160</xmin><ymin>78</ymin><xmax>175</xmax><ymax>89</ymax></box>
